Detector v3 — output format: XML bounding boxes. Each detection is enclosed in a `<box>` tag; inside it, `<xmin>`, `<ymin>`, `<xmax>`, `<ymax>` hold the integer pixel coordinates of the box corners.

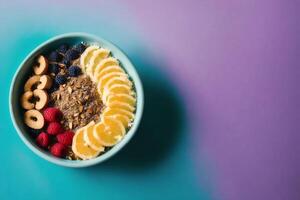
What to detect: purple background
<box><xmin>1</xmin><ymin>0</ymin><xmax>300</xmax><ymax>199</ymax></box>
<box><xmin>127</xmin><ymin>0</ymin><xmax>300</xmax><ymax>199</ymax></box>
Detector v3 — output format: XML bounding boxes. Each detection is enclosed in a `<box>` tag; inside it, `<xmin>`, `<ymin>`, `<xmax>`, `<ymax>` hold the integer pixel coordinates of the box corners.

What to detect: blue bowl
<box><xmin>9</xmin><ymin>33</ymin><xmax>144</xmax><ymax>167</ymax></box>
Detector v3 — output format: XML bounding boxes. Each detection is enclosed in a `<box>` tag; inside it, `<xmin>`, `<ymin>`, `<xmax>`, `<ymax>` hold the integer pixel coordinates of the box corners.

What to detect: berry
<box><xmin>43</xmin><ymin>107</ymin><xmax>62</xmax><ymax>122</ymax></box>
<box><xmin>48</xmin><ymin>64</ymin><xmax>60</xmax><ymax>74</ymax></box>
<box><xmin>57</xmin><ymin>44</ymin><xmax>69</xmax><ymax>54</ymax></box>
<box><xmin>36</xmin><ymin>132</ymin><xmax>49</xmax><ymax>148</ymax></box>
<box><xmin>48</xmin><ymin>51</ymin><xmax>62</xmax><ymax>62</ymax></box>
<box><xmin>47</xmin><ymin>122</ymin><xmax>64</xmax><ymax>135</ymax></box>
<box><xmin>48</xmin><ymin>82</ymin><xmax>59</xmax><ymax>93</ymax></box>
<box><xmin>73</xmin><ymin>43</ymin><xmax>86</xmax><ymax>53</ymax></box>
<box><xmin>65</xmin><ymin>49</ymin><xmax>80</xmax><ymax>60</ymax></box>
<box><xmin>55</xmin><ymin>74</ymin><xmax>67</xmax><ymax>85</ymax></box>
<box><xmin>61</xmin><ymin>57</ymin><xmax>71</xmax><ymax>67</ymax></box>
<box><xmin>50</xmin><ymin>143</ymin><xmax>66</xmax><ymax>157</ymax></box>
<box><xmin>57</xmin><ymin>131</ymin><xmax>74</xmax><ymax>146</ymax></box>
<box><xmin>68</xmin><ymin>65</ymin><xmax>81</xmax><ymax>77</ymax></box>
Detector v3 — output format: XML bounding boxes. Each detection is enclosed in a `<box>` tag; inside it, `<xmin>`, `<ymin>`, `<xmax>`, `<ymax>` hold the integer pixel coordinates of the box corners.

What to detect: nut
<box><xmin>33</xmin><ymin>89</ymin><xmax>49</xmax><ymax>110</ymax></box>
<box><xmin>67</xmin><ymin>87</ymin><xmax>72</xmax><ymax>94</ymax></box>
<box><xmin>24</xmin><ymin>75</ymin><xmax>40</xmax><ymax>92</ymax></box>
<box><xmin>33</xmin><ymin>55</ymin><xmax>48</xmax><ymax>75</ymax></box>
<box><xmin>37</xmin><ymin>75</ymin><xmax>52</xmax><ymax>90</ymax></box>
<box><xmin>24</xmin><ymin>109</ymin><xmax>44</xmax><ymax>129</ymax></box>
<box><xmin>21</xmin><ymin>91</ymin><xmax>34</xmax><ymax>110</ymax></box>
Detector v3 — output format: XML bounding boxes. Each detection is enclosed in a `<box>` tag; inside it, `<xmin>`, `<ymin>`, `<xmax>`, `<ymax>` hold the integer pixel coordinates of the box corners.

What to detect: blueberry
<box><xmin>57</xmin><ymin>44</ymin><xmax>69</xmax><ymax>54</ymax></box>
<box><xmin>48</xmin><ymin>64</ymin><xmax>60</xmax><ymax>74</ymax></box>
<box><xmin>68</xmin><ymin>65</ymin><xmax>81</xmax><ymax>77</ymax></box>
<box><xmin>61</xmin><ymin>57</ymin><xmax>71</xmax><ymax>67</ymax></box>
<box><xmin>65</xmin><ymin>49</ymin><xmax>80</xmax><ymax>60</ymax></box>
<box><xmin>48</xmin><ymin>51</ymin><xmax>62</xmax><ymax>62</ymax></box>
<box><xmin>55</xmin><ymin>75</ymin><xmax>67</xmax><ymax>85</ymax></box>
<box><xmin>48</xmin><ymin>82</ymin><xmax>59</xmax><ymax>92</ymax></box>
<box><xmin>73</xmin><ymin>43</ymin><xmax>86</xmax><ymax>53</ymax></box>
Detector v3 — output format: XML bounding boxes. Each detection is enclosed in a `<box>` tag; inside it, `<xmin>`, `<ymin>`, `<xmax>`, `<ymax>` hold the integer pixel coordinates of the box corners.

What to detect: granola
<box><xmin>49</xmin><ymin>74</ymin><xmax>103</xmax><ymax>130</ymax></box>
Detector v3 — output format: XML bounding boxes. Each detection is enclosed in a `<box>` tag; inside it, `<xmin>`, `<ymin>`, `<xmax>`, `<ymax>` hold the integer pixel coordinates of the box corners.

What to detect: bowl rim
<box><xmin>9</xmin><ymin>32</ymin><xmax>144</xmax><ymax>168</ymax></box>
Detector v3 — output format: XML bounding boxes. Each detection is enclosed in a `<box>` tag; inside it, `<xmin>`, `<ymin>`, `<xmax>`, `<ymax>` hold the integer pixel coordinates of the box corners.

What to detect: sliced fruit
<box><xmin>93</xmin><ymin>57</ymin><xmax>119</xmax><ymax>80</ymax></box>
<box><xmin>84</xmin><ymin>123</ymin><xmax>105</xmax><ymax>152</ymax></box>
<box><xmin>107</xmin><ymin>101</ymin><xmax>136</xmax><ymax>112</ymax></box>
<box><xmin>97</xmin><ymin>65</ymin><xmax>125</xmax><ymax>79</ymax></box>
<box><xmin>99</xmin><ymin>76</ymin><xmax>132</xmax><ymax>96</ymax></box>
<box><xmin>105</xmin><ymin>76</ymin><xmax>132</xmax><ymax>90</ymax></box>
<box><xmin>72</xmin><ymin>121</ymin><xmax>101</xmax><ymax>160</ymax></box>
<box><xmin>113</xmin><ymin>114</ymin><xmax>131</xmax><ymax>128</ymax></box>
<box><xmin>94</xmin><ymin>117</ymin><xmax>125</xmax><ymax>146</ymax></box>
<box><xmin>102</xmin><ymin>84</ymin><xmax>133</xmax><ymax>103</ymax></box>
<box><xmin>102</xmin><ymin>107</ymin><xmax>135</xmax><ymax>121</ymax></box>
<box><xmin>86</xmin><ymin>48</ymin><xmax>110</xmax><ymax>78</ymax></box>
<box><xmin>97</xmin><ymin>72</ymin><xmax>128</xmax><ymax>94</ymax></box>
<box><xmin>106</xmin><ymin>93</ymin><xmax>136</xmax><ymax>107</ymax></box>
<box><xmin>103</xmin><ymin>116</ymin><xmax>126</xmax><ymax>136</ymax></box>
<box><xmin>80</xmin><ymin>45</ymin><xmax>99</xmax><ymax>71</ymax></box>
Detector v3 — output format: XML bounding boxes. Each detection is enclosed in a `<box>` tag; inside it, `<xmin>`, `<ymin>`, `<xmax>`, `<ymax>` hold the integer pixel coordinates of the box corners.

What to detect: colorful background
<box><xmin>0</xmin><ymin>0</ymin><xmax>299</xmax><ymax>199</ymax></box>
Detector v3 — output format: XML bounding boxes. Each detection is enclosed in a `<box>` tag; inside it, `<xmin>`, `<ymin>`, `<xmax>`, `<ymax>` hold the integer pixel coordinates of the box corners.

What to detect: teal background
<box><xmin>0</xmin><ymin>0</ymin><xmax>211</xmax><ymax>199</ymax></box>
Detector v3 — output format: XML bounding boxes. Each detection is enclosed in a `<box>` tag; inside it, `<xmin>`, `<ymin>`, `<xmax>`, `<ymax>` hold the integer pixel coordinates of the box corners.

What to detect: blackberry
<box><xmin>57</xmin><ymin>44</ymin><xmax>69</xmax><ymax>54</ymax></box>
<box><xmin>48</xmin><ymin>64</ymin><xmax>60</xmax><ymax>74</ymax></box>
<box><xmin>65</xmin><ymin>49</ymin><xmax>80</xmax><ymax>60</ymax></box>
<box><xmin>48</xmin><ymin>51</ymin><xmax>62</xmax><ymax>62</ymax></box>
<box><xmin>68</xmin><ymin>65</ymin><xmax>81</xmax><ymax>77</ymax></box>
<box><xmin>73</xmin><ymin>43</ymin><xmax>86</xmax><ymax>53</ymax></box>
<box><xmin>55</xmin><ymin>74</ymin><xmax>67</xmax><ymax>85</ymax></box>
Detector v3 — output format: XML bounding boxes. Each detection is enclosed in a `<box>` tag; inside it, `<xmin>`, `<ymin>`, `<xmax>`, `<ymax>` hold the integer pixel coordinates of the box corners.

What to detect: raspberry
<box><xmin>50</xmin><ymin>143</ymin><xmax>66</xmax><ymax>158</ymax></box>
<box><xmin>57</xmin><ymin>131</ymin><xmax>74</xmax><ymax>146</ymax></box>
<box><xmin>48</xmin><ymin>64</ymin><xmax>60</xmax><ymax>74</ymax></box>
<box><xmin>48</xmin><ymin>51</ymin><xmax>62</xmax><ymax>62</ymax></box>
<box><xmin>55</xmin><ymin>74</ymin><xmax>67</xmax><ymax>85</ymax></box>
<box><xmin>57</xmin><ymin>44</ymin><xmax>69</xmax><ymax>54</ymax></box>
<box><xmin>43</xmin><ymin>107</ymin><xmax>62</xmax><ymax>122</ymax></box>
<box><xmin>73</xmin><ymin>43</ymin><xmax>86</xmax><ymax>53</ymax></box>
<box><xmin>36</xmin><ymin>132</ymin><xmax>49</xmax><ymax>148</ymax></box>
<box><xmin>65</xmin><ymin>49</ymin><xmax>80</xmax><ymax>60</ymax></box>
<box><xmin>68</xmin><ymin>65</ymin><xmax>81</xmax><ymax>77</ymax></box>
<box><xmin>47</xmin><ymin>122</ymin><xmax>64</xmax><ymax>135</ymax></box>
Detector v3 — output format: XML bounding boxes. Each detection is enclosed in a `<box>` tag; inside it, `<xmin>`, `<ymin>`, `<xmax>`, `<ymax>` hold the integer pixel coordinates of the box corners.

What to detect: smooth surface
<box><xmin>10</xmin><ymin>33</ymin><xmax>144</xmax><ymax>167</ymax></box>
<box><xmin>0</xmin><ymin>0</ymin><xmax>299</xmax><ymax>200</ymax></box>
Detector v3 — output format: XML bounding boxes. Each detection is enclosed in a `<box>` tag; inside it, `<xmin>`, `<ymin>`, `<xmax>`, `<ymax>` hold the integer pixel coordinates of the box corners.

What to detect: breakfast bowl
<box><xmin>9</xmin><ymin>32</ymin><xmax>144</xmax><ymax>167</ymax></box>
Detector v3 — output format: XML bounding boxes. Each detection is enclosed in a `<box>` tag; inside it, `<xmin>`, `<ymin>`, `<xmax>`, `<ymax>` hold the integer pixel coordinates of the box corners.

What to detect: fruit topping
<box><xmin>57</xmin><ymin>131</ymin><xmax>74</xmax><ymax>146</ymax></box>
<box><xmin>50</xmin><ymin>143</ymin><xmax>66</xmax><ymax>158</ymax></box>
<box><xmin>47</xmin><ymin>122</ymin><xmax>64</xmax><ymax>135</ymax></box>
<box><xmin>33</xmin><ymin>55</ymin><xmax>48</xmax><ymax>75</ymax></box>
<box><xmin>43</xmin><ymin>107</ymin><xmax>62</xmax><ymax>122</ymax></box>
<box><xmin>24</xmin><ymin>109</ymin><xmax>45</xmax><ymax>129</ymax></box>
<box><xmin>55</xmin><ymin>74</ymin><xmax>67</xmax><ymax>85</ymax></box>
<box><xmin>68</xmin><ymin>65</ymin><xmax>81</xmax><ymax>77</ymax></box>
<box><xmin>36</xmin><ymin>132</ymin><xmax>49</xmax><ymax>148</ymax></box>
<box><xmin>37</xmin><ymin>75</ymin><xmax>53</xmax><ymax>90</ymax></box>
